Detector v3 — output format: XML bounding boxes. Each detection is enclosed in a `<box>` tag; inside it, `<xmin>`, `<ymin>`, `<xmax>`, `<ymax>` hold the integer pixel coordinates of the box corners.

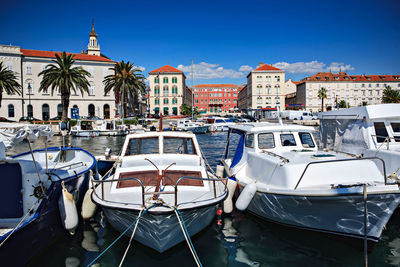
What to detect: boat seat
<box><xmin>0</xmin><ymin>161</ymin><xmax>23</xmax><ymax>218</ymax></box>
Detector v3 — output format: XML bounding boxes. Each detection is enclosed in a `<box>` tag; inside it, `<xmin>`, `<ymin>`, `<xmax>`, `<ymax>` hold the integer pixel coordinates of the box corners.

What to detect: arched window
<box><xmin>172</xmin><ymin>77</ymin><xmax>177</xmax><ymax>83</ymax></box>
<box><xmin>154</xmin><ymin>85</ymin><xmax>160</xmax><ymax>95</ymax></box>
<box><xmin>163</xmin><ymin>77</ymin><xmax>168</xmax><ymax>83</ymax></box>
<box><xmin>27</xmin><ymin>104</ymin><xmax>33</xmax><ymax>118</ymax></box>
<box><xmin>73</xmin><ymin>104</ymin><xmax>78</xmax><ymax>109</ymax></box>
<box><xmin>57</xmin><ymin>104</ymin><xmax>63</xmax><ymax>117</ymax></box>
<box><xmin>257</xmin><ymin>97</ymin><xmax>262</xmax><ymax>104</ymax></box>
<box><xmin>88</xmin><ymin>104</ymin><xmax>95</xmax><ymax>117</ymax></box>
<box><xmin>163</xmin><ymin>85</ymin><xmax>169</xmax><ymax>95</ymax></box>
<box><xmin>103</xmin><ymin>104</ymin><xmax>110</xmax><ymax>119</ymax></box>
<box><xmin>172</xmin><ymin>85</ymin><xmax>178</xmax><ymax>95</ymax></box>
<box><xmin>89</xmin><ymin>81</ymin><xmax>95</xmax><ymax>95</ymax></box>
<box><xmin>257</xmin><ymin>84</ymin><xmax>262</xmax><ymax>94</ymax></box>
<box><xmin>154</xmin><ymin>77</ymin><xmax>159</xmax><ymax>84</ymax></box>
<box><xmin>155</xmin><ymin>98</ymin><xmax>160</xmax><ymax>105</ymax></box>
<box><xmin>266</xmin><ymin>85</ymin><xmax>271</xmax><ymax>94</ymax></box>
<box><xmin>8</xmin><ymin>104</ymin><xmax>14</xmax><ymax>118</ymax></box>
<box><xmin>42</xmin><ymin>104</ymin><xmax>50</xmax><ymax>120</ymax></box>
<box><xmin>275</xmin><ymin>85</ymin><xmax>280</xmax><ymax>94</ymax></box>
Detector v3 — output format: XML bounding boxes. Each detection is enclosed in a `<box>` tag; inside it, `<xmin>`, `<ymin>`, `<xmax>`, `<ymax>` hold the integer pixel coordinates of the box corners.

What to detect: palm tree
<box><xmin>317</xmin><ymin>87</ymin><xmax>327</xmax><ymax>112</ymax></box>
<box><xmin>38</xmin><ymin>52</ymin><xmax>90</xmax><ymax>121</ymax></box>
<box><xmin>382</xmin><ymin>85</ymin><xmax>400</xmax><ymax>103</ymax></box>
<box><xmin>103</xmin><ymin>61</ymin><xmax>145</xmax><ymax>118</ymax></box>
<box><xmin>0</xmin><ymin>62</ymin><xmax>21</xmax><ymax>109</ymax></box>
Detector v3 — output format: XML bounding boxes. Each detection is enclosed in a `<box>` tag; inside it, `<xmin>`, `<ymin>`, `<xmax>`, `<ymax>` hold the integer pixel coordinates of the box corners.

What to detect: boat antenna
<box><xmin>191</xmin><ymin>59</ymin><xmax>194</xmax><ymax>121</ymax></box>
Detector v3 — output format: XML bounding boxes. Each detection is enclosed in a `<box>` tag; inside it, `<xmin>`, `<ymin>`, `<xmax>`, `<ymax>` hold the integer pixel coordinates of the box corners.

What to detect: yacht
<box><xmin>95</xmin><ymin>119</ymin><xmax>129</xmax><ymax>136</ymax></box>
<box><xmin>70</xmin><ymin>119</ymin><xmax>100</xmax><ymax>137</ymax></box>
<box><xmin>92</xmin><ymin>131</ymin><xmax>228</xmax><ymax>252</ymax></box>
<box><xmin>206</xmin><ymin>117</ymin><xmax>235</xmax><ymax>132</ymax></box>
<box><xmin>222</xmin><ymin>122</ymin><xmax>400</xmax><ymax>244</ymax></box>
<box><xmin>175</xmin><ymin>118</ymin><xmax>208</xmax><ymax>134</ymax></box>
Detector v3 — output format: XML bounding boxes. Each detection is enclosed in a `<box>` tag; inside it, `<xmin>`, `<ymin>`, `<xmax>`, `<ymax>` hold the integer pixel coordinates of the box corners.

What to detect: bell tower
<box><xmin>87</xmin><ymin>20</ymin><xmax>101</xmax><ymax>56</ymax></box>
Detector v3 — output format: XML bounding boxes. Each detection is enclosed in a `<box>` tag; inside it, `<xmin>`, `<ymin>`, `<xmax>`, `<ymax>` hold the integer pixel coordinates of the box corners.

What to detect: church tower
<box><xmin>87</xmin><ymin>21</ymin><xmax>101</xmax><ymax>56</ymax></box>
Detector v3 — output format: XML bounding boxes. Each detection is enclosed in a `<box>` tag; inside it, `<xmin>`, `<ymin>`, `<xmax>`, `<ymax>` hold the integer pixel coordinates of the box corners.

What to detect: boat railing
<box><xmin>91</xmin><ymin>175</ymin><xmax>228</xmax><ymax>207</ymax></box>
<box><xmin>294</xmin><ymin>157</ymin><xmax>388</xmax><ymax>190</ymax></box>
<box><xmin>261</xmin><ymin>150</ymin><xmax>290</xmax><ymax>164</ymax></box>
<box><xmin>371</xmin><ymin>135</ymin><xmax>399</xmax><ymax>150</ymax></box>
<box><xmin>52</xmin><ymin>161</ymin><xmax>85</xmax><ymax>170</ymax></box>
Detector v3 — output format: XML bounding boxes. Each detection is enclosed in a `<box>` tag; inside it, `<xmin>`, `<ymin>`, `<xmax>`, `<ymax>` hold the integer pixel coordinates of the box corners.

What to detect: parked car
<box><xmin>280</xmin><ymin>110</ymin><xmax>317</xmax><ymax>120</ymax></box>
<box><xmin>19</xmin><ymin>116</ymin><xmax>41</xmax><ymax>122</ymax></box>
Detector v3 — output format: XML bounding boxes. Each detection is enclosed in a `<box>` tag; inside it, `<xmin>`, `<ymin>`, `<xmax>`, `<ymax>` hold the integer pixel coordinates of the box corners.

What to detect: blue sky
<box><xmin>1</xmin><ymin>0</ymin><xmax>399</xmax><ymax>84</ymax></box>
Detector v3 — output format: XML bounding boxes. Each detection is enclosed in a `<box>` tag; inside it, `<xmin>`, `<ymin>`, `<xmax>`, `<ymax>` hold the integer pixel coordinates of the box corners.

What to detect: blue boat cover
<box><xmin>231</xmin><ymin>131</ymin><xmax>244</xmax><ymax>168</ymax></box>
<box><xmin>0</xmin><ymin>162</ymin><xmax>23</xmax><ymax>218</ymax></box>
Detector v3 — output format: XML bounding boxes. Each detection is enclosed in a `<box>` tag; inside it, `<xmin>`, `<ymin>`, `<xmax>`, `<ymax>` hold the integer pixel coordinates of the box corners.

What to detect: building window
<box><xmin>88</xmin><ymin>104</ymin><xmax>95</xmax><ymax>117</ymax></box>
<box><xmin>163</xmin><ymin>98</ymin><xmax>169</xmax><ymax>104</ymax></box>
<box><xmin>57</xmin><ymin>104</ymin><xmax>63</xmax><ymax>117</ymax></box>
<box><xmin>361</xmin><ymin>84</ymin><xmax>365</xmax><ymax>88</ymax></box>
<box><xmin>266</xmin><ymin>76</ymin><xmax>271</xmax><ymax>82</ymax></box>
<box><xmin>257</xmin><ymin>84</ymin><xmax>262</xmax><ymax>94</ymax></box>
<box><xmin>172</xmin><ymin>77</ymin><xmax>177</xmax><ymax>83</ymax></box>
<box><xmin>8</xmin><ymin>104</ymin><xmax>15</xmax><ymax>117</ymax></box>
<box><xmin>89</xmin><ymin>82</ymin><xmax>95</xmax><ymax>95</ymax></box>
<box><xmin>257</xmin><ymin>97</ymin><xmax>262</xmax><ymax>104</ymax></box>
<box><xmin>172</xmin><ymin>98</ymin><xmax>178</xmax><ymax>104</ymax></box>
<box><xmin>163</xmin><ymin>77</ymin><xmax>168</xmax><ymax>83</ymax></box>
<box><xmin>163</xmin><ymin>86</ymin><xmax>169</xmax><ymax>95</ymax></box>
<box><xmin>275</xmin><ymin>76</ymin><xmax>280</xmax><ymax>82</ymax></box>
<box><xmin>155</xmin><ymin>98</ymin><xmax>160</xmax><ymax>105</ymax></box>
<box><xmin>88</xmin><ymin>67</ymin><xmax>94</xmax><ymax>77</ymax></box>
<box><xmin>103</xmin><ymin>104</ymin><xmax>110</xmax><ymax>119</ymax></box>
<box><xmin>41</xmin><ymin>64</ymin><xmax>47</xmax><ymax>71</ymax></box>
<box><xmin>26</xmin><ymin>64</ymin><xmax>32</xmax><ymax>75</ymax></box>
<box><xmin>155</xmin><ymin>77</ymin><xmax>159</xmax><ymax>83</ymax></box>
<box><xmin>27</xmin><ymin>104</ymin><xmax>33</xmax><ymax>118</ymax></box>
<box><xmin>266</xmin><ymin>85</ymin><xmax>271</xmax><ymax>94</ymax></box>
<box><xmin>42</xmin><ymin>104</ymin><xmax>50</xmax><ymax>120</ymax></box>
<box><xmin>172</xmin><ymin>85</ymin><xmax>178</xmax><ymax>94</ymax></box>
<box><xmin>275</xmin><ymin>85</ymin><xmax>280</xmax><ymax>94</ymax></box>
<box><xmin>154</xmin><ymin>85</ymin><xmax>160</xmax><ymax>95</ymax></box>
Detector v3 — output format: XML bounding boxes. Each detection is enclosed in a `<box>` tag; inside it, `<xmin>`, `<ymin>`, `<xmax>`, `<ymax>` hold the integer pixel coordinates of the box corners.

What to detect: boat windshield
<box><xmin>280</xmin><ymin>134</ymin><xmax>297</xmax><ymax>146</ymax></box>
<box><xmin>126</xmin><ymin>137</ymin><xmax>159</xmax><ymax>155</ymax></box>
<box><xmin>299</xmin><ymin>132</ymin><xmax>315</xmax><ymax>148</ymax></box>
<box><xmin>258</xmin><ymin>133</ymin><xmax>275</xmax><ymax>149</ymax></box>
<box><xmin>163</xmin><ymin>137</ymin><xmax>197</xmax><ymax>154</ymax></box>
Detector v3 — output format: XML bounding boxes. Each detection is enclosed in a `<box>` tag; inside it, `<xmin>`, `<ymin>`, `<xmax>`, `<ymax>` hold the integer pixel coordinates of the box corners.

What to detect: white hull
<box><xmin>71</xmin><ymin>130</ymin><xmax>100</xmax><ymax>137</ymax></box>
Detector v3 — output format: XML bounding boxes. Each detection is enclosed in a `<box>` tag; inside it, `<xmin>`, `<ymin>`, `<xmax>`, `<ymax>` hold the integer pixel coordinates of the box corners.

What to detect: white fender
<box><xmin>216</xmin><ymin>164</ymin><xmax>224</xmax><ymax>178</ymax></box>
<box><xmin>223</xmin><ymin>178</ymin><xmax>237</xmax><ymax>214</ymax></box>
<box><xmin>235</xmin><ymin>182</ymin><xmax>257</xmax><ymax>211</ymax></box>
<box><xmin>81</xmin><ymin>188</ymin><xmax>97</xmax><ymax>220</ymax></box>
<box><xmin>59</xmin><ymin>186</ymin><xmax>79</xmax><ymax>235</ymax></box>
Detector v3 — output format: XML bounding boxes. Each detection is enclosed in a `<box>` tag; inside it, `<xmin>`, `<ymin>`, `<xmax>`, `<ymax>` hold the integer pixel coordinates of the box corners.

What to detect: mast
<box><xmin>191</xmin><ymin>59</ymin><xmax>194</xmax><ymax>121</ymax></box>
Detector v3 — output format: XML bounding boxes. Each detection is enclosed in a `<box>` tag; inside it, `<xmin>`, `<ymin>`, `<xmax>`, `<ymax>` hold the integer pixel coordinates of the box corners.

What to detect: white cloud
<box><xmin>273</xmin><ymin>61</ymin><xmax>354</xmax><ymax>74</ymax></box>
<box><xmin>135</xmin><ymin>65</ymin><xmax>146</xmax><ymax>72</ymax></box>
<box><xmin>238</xmin><ymin>65</ymin><xmax>254</xmax><ymax>72</ymax></box>
<box><xmin>177</xmin><ymin>62</ymin><xmax>247</xmax><ymax>80</ymax></box>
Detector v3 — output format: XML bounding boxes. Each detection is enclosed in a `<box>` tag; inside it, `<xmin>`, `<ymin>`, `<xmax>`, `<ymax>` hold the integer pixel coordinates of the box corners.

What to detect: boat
<box><xmin>70</xmin><ymin>119</ymin><xmax>100</xmax><ymax>137</ymax></box>
<box><xmin>95</xmin><ymin>119</ymin><xmax>129</xmax><ymax>136</ymax></box>
<box><xmin>222</xmin><ymin>122</ymin><xmax>400</xmax><ymax>244</ymax></box>
<box><xmin>206</xmin><ymin>117</ymin><xmax>235</xmax><ymax>132</ymax></box>
<box><xmin>92</xmin><ymin>131</ymin><xmax>228</xmax><ymax>252</ymax></box>
<box><xmin>0</xmin><ymin>123</ymin><xmax>96</xmax><ymax>266</ymax></box>
<box><xmin>174</xmin><ymin>118</ymin><xmax>208</xmax><ymax>134</ymax></box>
<box><xmin>319</xmin><ymin>103</ymin><xmax>400</xmax><ymax>175</ymax></box>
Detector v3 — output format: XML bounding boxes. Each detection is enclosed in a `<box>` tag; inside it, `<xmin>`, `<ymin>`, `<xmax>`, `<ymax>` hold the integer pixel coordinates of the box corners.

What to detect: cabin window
<box><xmin>374</xmin><ymin>122</ymin><xmax>389</xmax><ymax>143</ymax></box>
<box><xmin>391</xmin><ymin>123</ymin><xmax>400</xmax><ymax>142</ymax></box>
<box><xmin>258</xmin><ymin>133</ymin><xmax>275</xmax><ymax>149</ymax></box>
<box><xmin>126</xmin><ymin>137</ymin><xmax>159</xmax><ymax>155</ymax></box>
<box><xmin>245</xmin><ymin>134</ymin><xmax>254</xmax><ymax>148</ymax></box>
<box><xmin>299</xmin><ymin>132</ymin><xmax>315</xmax><ymax>148</ymax></box>
<box><xmin>280</xmin><ymin>134</ymin><xmax>296</xmax><ymax>146</ymax></box>
<box><xmin>163</xmin><ymin>137</ymin><xmax>196</xmax><ymax>154</ymax></box>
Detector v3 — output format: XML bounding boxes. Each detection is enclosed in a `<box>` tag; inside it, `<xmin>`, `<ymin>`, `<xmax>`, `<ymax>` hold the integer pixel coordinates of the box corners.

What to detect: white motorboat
<box><xmin>92</xmin><ymin>131</ymin><xmax>227</xmax><ymax>252</ymax></box>
<box><xmin>222</xmin><ymin>122</ymin><xmax>400</xmax><ymax>244</ymax></box>
<box><xmin>0</xmin><ymin>123</ymin><xmax>96</xmax><ymax>265</ymax></box>
<box><xmin>174</xmin><ymin>118</ymin><xmax>208</xmax><ymax>134</ymax></box>
<box><xmin>206</xmin><ymin>117</ymin><xmax>235</xmax><ymax>132</ymax></box>
<box><xmin>319</xmin><ymin>104</ymin><xmax>400</xmax><ymax>176</ymax></box>
<box><xmin>70</xmin><ymin>120</ymin><xmax>100</xmax><ymax>137</ymax></box>
<box><xmin>95</xmin><ymin>119</ymin><xmax>129</xmax><ymax>136</ymax></box>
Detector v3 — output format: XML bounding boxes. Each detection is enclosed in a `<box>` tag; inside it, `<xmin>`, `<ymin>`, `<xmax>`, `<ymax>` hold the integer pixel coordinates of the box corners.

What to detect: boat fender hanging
<box><xmin>235</xmin><ymin>182</ymin><xmax>257</xmax><ymax>211</ymax></box>
<box><xmin>59</xmin><ymin>182</ymin><xmax>79</xmax><ymax>235</ymax></box>
<box><xmin>216</xmin><ymin>164</ymin><xmax>224</xmax><ymax>178</ymax></box>
<box><xmin>223</xmin><ymin>177</ymin><xmax>237</xmax><ymax>214</ymax></box>
<box><xmin>81</xmin><ymin>187</ymin><xmax>97</xmax><ymax>220</ymax></box>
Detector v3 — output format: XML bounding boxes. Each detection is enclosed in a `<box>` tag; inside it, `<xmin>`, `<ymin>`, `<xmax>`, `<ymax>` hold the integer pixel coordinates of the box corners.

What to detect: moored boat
<box><xmin>95</xmin><ymin>119</ymin><xmax>129</xmax><ymax>136</ymax></box>
<box><xmin>222</xmin><ymin>122</ymin><xmax>400</xmax><ymax>244</ymax></box>
<box><xmin>70</xmin><ymin>119</ymin><xmax>100</xmax><ymax>137</ymax></box>
<box><xmin>92</xmin><ymin>131</ymin><xmax>228</xmax><ymax>252</ymax></box>
<box><xmin>0</xmin><ymin>123</ymin><xmax>96</xmax><ymax>266</ymax></box>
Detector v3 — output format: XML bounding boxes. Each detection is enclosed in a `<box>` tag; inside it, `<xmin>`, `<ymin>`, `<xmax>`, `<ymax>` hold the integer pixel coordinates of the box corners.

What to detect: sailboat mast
<box><xmin>191</xmin><ymin>59</ymin><xmax>194</xmax><ymax>121</ymax></box>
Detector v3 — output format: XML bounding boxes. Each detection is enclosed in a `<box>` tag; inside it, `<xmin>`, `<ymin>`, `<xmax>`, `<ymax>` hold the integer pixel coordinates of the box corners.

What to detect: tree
<box><xmin>103</xmin><ymin>61</ymin><xmax>145</xmax><ymax>118</ymax></box>
<box><xmin>317</xmin><ymin>87</ymin><xmax>327</xmax><ymax>112</ymax></box>
<box><xmin>38</xmin><ymin>52</ymin><xmax>90</xmax><ymax>121</ymax></box>
<box><xmin>338</xmin><ymin>100</ymin><xmax>350</xmax><ymax>108</ymax></box>
<box><xmin>382</xmin><ymin>85</ymin><xmax>400</xmax><ymax>103</ymax></box>
<box><xmin>181</xmin><ymin>103</ymin><xmax>199</xmax><ymax>116</ymax></box>
<box><xmin>0</xmin><ymin>62</ymin><xmax>21</xmax><ymax>109</ymax></box>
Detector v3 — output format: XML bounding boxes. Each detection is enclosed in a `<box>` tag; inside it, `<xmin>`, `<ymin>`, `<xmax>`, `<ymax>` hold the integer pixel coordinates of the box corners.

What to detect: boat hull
<box><xmin>245</xmin><ymin>189</ymin><xmax>400</xmax><ymax>242</ymax></box>
<box><xmin>71</xmin><ymin>130</ymin><xmax>100</xmax><ymax>137</ymax></box>
<box><xmin>103</xmin><ymin>205</ymin><xmax>217</xmax><ymax>252</ymax></box>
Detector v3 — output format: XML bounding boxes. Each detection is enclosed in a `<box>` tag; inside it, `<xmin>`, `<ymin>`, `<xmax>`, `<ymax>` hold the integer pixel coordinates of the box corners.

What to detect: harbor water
<box><xmin>9</xmin><ymin>133</ymin><xmax>400</xmax><ymax>267</ymax></box>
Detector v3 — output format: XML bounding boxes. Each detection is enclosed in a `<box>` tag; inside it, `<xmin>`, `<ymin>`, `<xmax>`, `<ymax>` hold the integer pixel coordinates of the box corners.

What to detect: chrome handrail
<box><xmin>261</xmin><ymin>150</ymin><xmax>290</xmax><ymax>164</ymax></box>
<box><xmin>294</xmin><ymin>157</ymin><xmax>388</xmax><ymax>190</ymax></box>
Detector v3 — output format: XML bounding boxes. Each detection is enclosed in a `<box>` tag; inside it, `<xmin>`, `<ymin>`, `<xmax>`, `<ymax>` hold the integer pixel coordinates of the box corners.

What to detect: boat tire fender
<box><xmin>235</xmin><ymin>182</ymin><xmax>257</xmax><ymax>211</ymax></box>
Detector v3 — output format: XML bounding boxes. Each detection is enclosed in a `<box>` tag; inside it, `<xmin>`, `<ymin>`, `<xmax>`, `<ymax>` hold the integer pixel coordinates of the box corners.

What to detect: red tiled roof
<box><xmin>194</xmin><ymin>84</ymin><xmax>238</xmax><ymax>88</ymax></box>
<box><xmin>293</xmin><ymin>81</ymin><xmax>302</xmax><ymax>85</ymax></box>
<box><xmin>302</xmin><ymin>72</ymin><xmax>400</xmax><ymax>82</ymax></box>
<box><xmin>254</xmin><ymin>64</ymin><xmax>282</xmax><ymax>72</ymax></box>
<box><xmin>149</xmin><ymin>65</ymin><xmax>182</xmax><ymax>74</ymax></box>
<box><xmin>21</xmin><ymin>49</ymin><xmax>114</xmax><ymax>62</ymax></box>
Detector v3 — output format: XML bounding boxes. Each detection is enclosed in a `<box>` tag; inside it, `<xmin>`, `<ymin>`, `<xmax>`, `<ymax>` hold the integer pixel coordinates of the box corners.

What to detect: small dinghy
<box><xmin>92</xmin><ymin>131</ymin><xmax>228</xmax><ymax>252</ymax></box>
<box><xmin>0</xmin><ymin>123</ymin><xmax>96</xmax><ymax>265</ymax></box>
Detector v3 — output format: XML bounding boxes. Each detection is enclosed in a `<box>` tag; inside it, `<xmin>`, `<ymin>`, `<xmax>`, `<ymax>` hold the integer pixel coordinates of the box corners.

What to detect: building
<box><xmin>148</xmin><ymin>65</ymin><xmax>192</xmax><ymax>116</ymax></box>
<box><xmin>193</xmin><ymin>84</ymin><xmax>240</xmax><ymax>114</ymax></box>
<box><xmin>293</xmin><ymin>72</ymin><xmax>400</xmax><ymax>112</ymax></box>
<box><xmin>0</xmin><ymin>23</ymin><xmax>116</xmax><ymax>121</ymax></box>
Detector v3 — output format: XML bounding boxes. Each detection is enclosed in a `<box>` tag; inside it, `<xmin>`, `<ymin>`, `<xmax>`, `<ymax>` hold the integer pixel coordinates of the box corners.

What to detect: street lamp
<box><xmin>27</xmin><ymin>83</ymin><xmax>32</xmax><ymax>118</ymax></box>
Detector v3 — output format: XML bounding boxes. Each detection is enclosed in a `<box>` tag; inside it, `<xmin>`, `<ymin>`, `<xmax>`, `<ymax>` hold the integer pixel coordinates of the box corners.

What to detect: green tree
<box><xmin>382</xmin><ymin>85</ymin><xmax>400</xmax><ymax>103</ymax></box>
<box><xmin>0</xmin><ymin>62</ymin><xmax>21</xmax><ymax>109</ymax></box>
<box><xmin>103</xmin><ymin>61</ymin><xmax>145</xmax><ymax>118</ymax></box>
<box><xmin>38</xmin><ymin>52</ymin><xmax>90</xmax><ymax>121</ymax></box>
<box><xmin>180</xmin><ymin>103</ymin><xmax>199</xmax><ymax>116</ymax></box>
<box><xmin>338</xmin><ymin>100</ymin><xmax>350</xmax><ymax>108</ymax></box>
<box><xmin>317</xmin><ymin>87</ymin><xmax>327</xmax><ymax>112</ymax></box>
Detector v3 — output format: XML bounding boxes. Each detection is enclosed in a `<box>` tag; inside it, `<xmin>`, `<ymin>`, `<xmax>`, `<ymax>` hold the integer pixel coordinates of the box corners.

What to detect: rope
<box><xmin>86</xmin><ymin>204</ymin><xmax>156</xmax><ymax>267</ymax></box>
<box><xmin>118</xmin><ymin>207</ymin><xmax>145</xmax><ymax>267</ymax></box>
<box><xmin>0</xmin><ymin>199</ymin><xmax>39</xmax><ymax>247</ymax></box>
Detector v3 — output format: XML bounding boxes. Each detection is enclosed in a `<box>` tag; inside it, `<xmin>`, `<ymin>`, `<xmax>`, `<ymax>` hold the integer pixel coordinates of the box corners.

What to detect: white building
<box><xmin>295</xmin><ymin>72</ymin><xmax>400</xmax><ymax>112</ymax></box>
<box><xmin>0</xmin><ymin>23</ymin><xmax>116</xmax><ymax>121</ymax></box>
<box><xmin>148</xmin><ymin>65</ymin><xmax>192</xmax><ymax>116</ymax></box>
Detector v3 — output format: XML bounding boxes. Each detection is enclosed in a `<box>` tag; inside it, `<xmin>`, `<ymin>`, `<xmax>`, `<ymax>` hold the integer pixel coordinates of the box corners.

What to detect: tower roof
<box><xmin>89</xmin><ymin>21</ymin><xmax>97</xmax><ymax>37</ymax></box>
<box><xmin>149</xmin><ymin>65</ymin><xmax>183</xmax><ymax>74</ymax></box>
